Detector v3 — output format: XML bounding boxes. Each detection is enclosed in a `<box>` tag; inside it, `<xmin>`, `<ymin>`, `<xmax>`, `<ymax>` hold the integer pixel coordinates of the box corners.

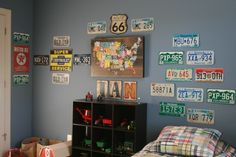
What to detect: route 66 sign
<box><xmin>110</xmin><ymin>14</ymin><xmax>128</xmax><ymax>34</ymax></box>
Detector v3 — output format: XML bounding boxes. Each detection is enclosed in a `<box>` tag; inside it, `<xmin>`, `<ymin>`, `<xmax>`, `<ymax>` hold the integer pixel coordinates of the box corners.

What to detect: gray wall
<box><xmin>0</xmin><ymin>0</ymin><xmax>33</xmax><ymax>146</ymax></box>
<box><xmin>33</xmin><ymin>0</ymin><xmax>236</xmax><ymax>147</ymax></box>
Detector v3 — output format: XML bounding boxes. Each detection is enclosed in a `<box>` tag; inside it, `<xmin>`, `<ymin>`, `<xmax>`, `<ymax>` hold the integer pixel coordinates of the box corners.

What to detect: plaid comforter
<box><xmin>132</xmin><ymin>126</ymin><xmax>236</xmax><ymax>157</ymax></box>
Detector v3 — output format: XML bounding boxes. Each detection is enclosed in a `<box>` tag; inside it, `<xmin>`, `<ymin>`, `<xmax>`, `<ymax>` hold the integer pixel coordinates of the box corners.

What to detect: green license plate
<box><xmin>159</xmin><ymin>51</ymin><xmax>183</xmax><ymax>64</ymax></box>
<box><xmin>160</xmin><ymin>102</ymin><xmax>185</xmax><ymax>117</ymax></box>
<box><xmin>207</xmin><ymin>89</ymin><xmax>235</xmax><ymax>104</ymax></box>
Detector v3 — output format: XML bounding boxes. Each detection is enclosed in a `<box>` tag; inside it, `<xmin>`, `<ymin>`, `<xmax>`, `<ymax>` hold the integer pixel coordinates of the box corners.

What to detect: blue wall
<box><xmin>0</xmin><ymin>0</ymin><xmax>33</xmax><ymax>146</ymax></box>
<box><xmin>32</xmin><ymin>0</ymin><xmax>236</xmax><ymax>147</ymax></box>
<box><xmin>2</xmin><ymin>0</ymin><xmax>236</xmax><ymax>147</ymax></box>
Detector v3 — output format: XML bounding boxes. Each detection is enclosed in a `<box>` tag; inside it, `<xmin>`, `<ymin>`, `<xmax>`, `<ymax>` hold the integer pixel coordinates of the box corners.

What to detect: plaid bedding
<box><xmin>132</xmin><ymin>126</ymin><xmax>236</xmax><ymax>157</ymax></box>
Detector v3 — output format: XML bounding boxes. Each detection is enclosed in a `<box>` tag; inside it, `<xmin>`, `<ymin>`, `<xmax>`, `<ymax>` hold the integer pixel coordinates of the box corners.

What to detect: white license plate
<box><xmin>166</xmin><ymin>68</ymin><xmax>193</xmax><ymax>81</ymax></box>
<box><xmin>87</xmin><ymin>21</ymin><xmax>106</xmax><ymax>34</ymax></box>
<box><xmin>52</xmin><ymin>73</ymin><xmax>70</xmax><ymax>85</ymax></box>
<box><xmin>187</xmin><ymin>50</ymin><xmax>214</xmax><ymax>65</ymax></box>
<box><xmin>150</xmin><ymin>83</ymin><xmax>174</xmax><ymax>97</ymax></box>
<box><xmin>207</xmin><ymin>89</ymin><xmax>235</xmax><ymax>104</ymax></box>
<box><xmin>173</xmin><ymin>33</ymin><xmax>199</xmax><ymax>48</ymax></box>
<box><xmin>195</xmin><ymin>68</ymin><xmax>224</xmax><ymax>82</ymax></box>
<box><xmin>177</xmin><ymin>88</ymin><xmax>203</xmax><ymax>102</ymax></box>
<box><xmin>131</xmin><ymin>17</ymin><xmax>154</xmax><ymax>32</ymax></box>
<box><xmin>187</xmin><ymin>108</ymin><xmax>214</xmax><ymax>125</ymax></box>
<box><xmin>53</xmin><ymin>36</ymin><xmax>70</xmax><ymax>47</ymax></box>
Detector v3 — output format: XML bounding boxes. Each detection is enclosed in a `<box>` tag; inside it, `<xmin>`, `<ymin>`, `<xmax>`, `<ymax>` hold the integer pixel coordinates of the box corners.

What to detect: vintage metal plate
<box><xmin>33</xmin><ymin>55</ymin><xmax>49</xmax><ymax>65</ymax></box>
<box><xmin>53</xmin><ymin>36</ymin><xmax>70</xmax><ymax>47</ymax></box>
<box><xmin>13</xmin><ymin>32</ymin><xmax>30</xmax><ymax>44</ymax></box>
<box><xmin>159</xmin><ymin>51</ymin><xmax>183</xmax><ymax>64</ymax></box>
<box><xmin>177</xmin><ymin>87</ymin><xmax>203</xmax><ymax>102</ymax></box>
<box><xmin>87</xmin><ymin>21</ymin><xmax>106</xmax><ymax>34</ymax></box>
<box><xmin>110</xmin><ymin>14</ymin><xmax>128</xmax><ymax>34</ymax></box>
<box><xmin>74</xmin><ymin>54</ymin><xmax>91</xmax><ymax>65</ymax></box>
<box><xmin>166</xmin><ymin>68</ymin><xmax>193</xmax><ymax>81</ymax></box>
<box><xmin>160</xmin><ymin>102</ymin><xmax>185</xmax><ymax>117</ymax></box>
<box><xmin>186</xmin><ymin>50</ymin><xmax>214</xmax><ymax>65</ymax></box>
<box><xmin>131</xmin><ymin>17</ymin><xmax>154</xmax><ymax>32</ymax></box>
<box><xmin>13</xmin><ymin>75</ymin><xmax>29</xmax><ymax>85</ymax></box>
<box><xmin>173</xmin><ymin>33</ymin><xmax>200</xmax><ymax>48</ymax></box>
<box><xmin>207</xmin><ymin>89</ymin><xmax>235</xmax><ymax>104</ymax></box>
<box><xmin>151</xmin><ymin>83</ymin><xmax>174</xmax><ymax>97</ymax></box>
<box><xmin>195</xmin><ymin>68</ymin><xmax>224</xmax><ymax>82</ymax></box>
<box><xmin>52</xmin><ymin>73</ymin><xmax>70</xmax><ymax>85</ymax></box>
<box><xmin>187</xmin><ymin>108</ymin><xmax>214</xmax><ymax>125</ymax></box>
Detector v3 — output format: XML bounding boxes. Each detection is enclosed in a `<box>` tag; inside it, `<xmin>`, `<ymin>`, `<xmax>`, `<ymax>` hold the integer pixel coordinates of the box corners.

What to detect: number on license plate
<box><xmin>207</xmin><ymin>89</ymin><xmax>235</xmax><ymax>104</ymax></box>
<box><xmin>150</xmin><ymin>83</ymin><xmax>174</xmax><ymax>97</ymax></box>
<box><xmin>177</xmin><ymin>88</ymin><xmax>203</xmax><ymax>102</ymax></box>
<box><xmin>186</xmin><ymin>50</ymin><xmax>214</xmax><ymax>65</ymax></box>
<box><xmin>166</xmin><ymin>68</ymin><xmax>192</xmax><ymax>81</ymax></box>
<box><xmin>160</xmin><ymin>102</ymin><xmax>185</xmax><ymax>117</ymax></box>
<box><xmin>159</xmin><ymin>51</ymin><xmax>183</xmax><ymax>64</ymax></box>
<box><xmin>173</xmin><ymin>34</ymin><xmax>199</xmax><ymax>48</ymax></box>
<box><xmin>187</xmin><ymin>108</ymin><xmax>214</xmax><ymax>125</ymax></box>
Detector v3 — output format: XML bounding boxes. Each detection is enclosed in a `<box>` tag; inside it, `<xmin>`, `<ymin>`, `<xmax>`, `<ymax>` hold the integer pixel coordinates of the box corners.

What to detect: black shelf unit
<box><xmin>72</xmin><ymin>99</ymin><xmax>147</xmax><ymax>157</ymax></box>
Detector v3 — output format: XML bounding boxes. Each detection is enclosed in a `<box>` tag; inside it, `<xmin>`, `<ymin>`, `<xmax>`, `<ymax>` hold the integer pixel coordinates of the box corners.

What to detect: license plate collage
<box><xmin>151</xmin><ymin>33</ymin><xmax>235</xmax><ymax>125</ymax></box>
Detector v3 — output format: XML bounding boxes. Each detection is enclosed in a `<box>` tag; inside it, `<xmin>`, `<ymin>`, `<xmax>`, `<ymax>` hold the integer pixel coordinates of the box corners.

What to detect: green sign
<box><xmin>159</xmin><ymin>51</ymin><xmax>183</xmax><ymax>64</ymax></box>
<box><xmin>13</xmin><ymin>75</ymin><xmax>29</xmax><ymax>85</ymax></box>
<box><xmin>160</xmin><ymin>102</ymin><xmax>185</xmax><ymax>117</ymax></box>
<box><xmin>207</xmin><ymin>89</ymin><xmax>235</xmax><ymax>104</ymax></box>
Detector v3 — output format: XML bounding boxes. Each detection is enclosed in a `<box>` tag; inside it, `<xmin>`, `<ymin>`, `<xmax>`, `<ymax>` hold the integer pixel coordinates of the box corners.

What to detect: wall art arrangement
<box><xmin>96</xmin><ymin>80</ymin><xmax>137</xmax><ymax>101</ymax></box>
<box><xmin>91</xmin><ymin>36</ymin><xmax>144</xmax><ymax>78</ymax></box>
<box><xmin>12</xmin><ymin>32</ymin><xmax>31</xmax><ymax>86</ymax></box>
<box><xmin>153</xmin><ymin>32</ymin><xmax>235</xmax><ymax>125</ymax></box>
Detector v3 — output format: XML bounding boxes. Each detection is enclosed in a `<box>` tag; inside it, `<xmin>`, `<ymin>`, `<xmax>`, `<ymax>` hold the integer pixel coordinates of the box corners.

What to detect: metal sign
<box><xmin>177</xmin><ymin>87</ymin><xmax>203</xmax><ymax>102</ymax></box>
<box><xmin>150</xmin><ymin>83</ymin><xmax>174</xmax><ymax>97</ymax></box>
<box><xmin>87</xmin><ymin>21</ymin><xmax>106</xmax><ymax>34</ymax></box>
<box><xmin>166</xmin><ymin>68</ymin><xmax>193</xmax><ymax>81</ymax></box>
<box><xmin>13</xmin><ymin>75</ymin><xmax>29</xmax><ymax>85</ymax></box>
<box><xmin>13</xmin><ymin>32</ymin><xmax>30</xmax><ymax>44</ymax></box>
<box><xmin>110</xmin><ymin>14</ymin><xmax>128</xmax><ymax>34</ymax></box>
<box><xmin>53</xmin><ymin>36</ymin><xmax>70</xmax><ymax>48</ymax></box>
<box><xmin>74</xmin><ymin>54</ymin><xmax>91</xmax><ymax>65</ymax></box>
<box><xmin>159</xmin><ymin>51</ymin><xmax>183</xmax><ymax>64</ymax></box>
<box><xmin>131</xmin><ymin>17</ymin><xmax>154</xmax><ymax>32</ymax></box>
<box><xmin>50</xmin><ymin>49</ymin><xmax>73</xmax><ymax>72</ymax></box>
<box><xmin>187</xmin><ymin>108</ymin><xmax>214</xmax><ymax>125</ymax></box>
<box><xmin>52</xmin><ymin>73</ymin><xmax>70</xmax><ymax>85</ymax></box>
<box><xmin>195</xmin><ymin>68</ymin><xmax>224</xmax><ymax>82</ymax></box>
<box><xmin>160</xmin><ymin>102</ymin><xmax>185</xmax><ymax>117</ymax></box>
<box><xmin>186</xmin><ymin>50</ymin><xmax>214</xmax><ymax>65</ymax></box>
<box><xmin>207</xmin><ymin>89</ymin><xmax>235</xmax><ymax>104</ymax></box>
<box><xmin>173</xmin><ymin>33</ymin><xmax>200</xmax><ymax>48</ymax></box>
<box><xmin>13</xmin><ymin>45</ymin><xmax>30</xmax><ymax>72</ymax></box>
<box><xmin>33</xmin><ymin>55</ymin><xmax>49</xmax><ymax>65</ymax></box>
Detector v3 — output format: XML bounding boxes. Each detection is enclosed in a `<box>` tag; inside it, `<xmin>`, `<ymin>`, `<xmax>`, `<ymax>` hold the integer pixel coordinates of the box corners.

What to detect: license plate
<box><xmin>186</xmin><ymin>50</ymin><xmax>214</xmax><ymax>65</ymax></box>
<box><xmin>160</xmin><ymin>102</ymin><xmax>185</xmax><ymax>117</ymax></box>
<box><xmin>207</xmin><ymin>89</ymin><xmax>235</xmax><ymax>104</ymax></box>
<box><xmin>53</xmin><ymin>36</ymin><xmax>70</xmax><ymax>47</ymax></box>
<box><xmin>87</xmin><ymin>21</ymin><xmax>106</xmax><ymax>34</ymax></box>
<box><xmin>177</xmin><ymin>88</ymin><xmax>203</xmax><ymax>102</ymax></box>
<box><xmin>52</xmin><ymin>73</ymin><xmax>70</xmax><ymax>85</ymax></box>
<box><xmin>150</xmin><ymin>83</ymin><xmax>174</xmax><ymax>97</ymax></box>
<box><xmin>187</xmin><ymin>108</ymin><xmax>214</xmax><ymax>125</ymax></box>
<box><xmin>159</xmin><ymin>51</ymin><xmax>183</xmax><ymax>64</ymax></box>
<box><xmin>74</xmin><ymin>54</ymin><xmax>91</xmax><ymax>65</ymax></box>
<box><xmin>195</xmin><ymin>68</ymin><xmax>224</xmax><ymax>82</ymax></box>
<box><xmin>131</xmin><ymin>17</ymin><xmax>154</xmax><ymax>32</ymax></box>
<box><xmin>33</xmin><ymin>55</ymin><xmax>49</xmax><ymax>65</ymax></box>
<box><xmin>13</xmin><ymin>74</ymin><xmax>29</xmax><ymax>85</ymax></box>
<box><xmin>166</xmin><ymin>68</ymin><xmax>193</xmax><ymax>81</ymax></box>
<box><xmin>173</xmin><ymin>33</ymin><xmax>200</xmax><ymax>48</ymax></box>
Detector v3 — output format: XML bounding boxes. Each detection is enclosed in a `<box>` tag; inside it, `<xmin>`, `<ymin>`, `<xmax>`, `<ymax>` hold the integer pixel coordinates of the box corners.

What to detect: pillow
<box><xmin>157</xmin><ymin>126</ymin><xmax>222</xmax><ymax>157</ymax></box>
<box><xmin>214</xmin><ymin>139</ymin><xmax>236</xmax><ymax>157</ymax></box>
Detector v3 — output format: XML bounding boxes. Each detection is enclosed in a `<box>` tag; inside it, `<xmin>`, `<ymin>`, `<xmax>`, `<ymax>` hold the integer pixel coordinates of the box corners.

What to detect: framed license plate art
<box><xmin>91</xmin><ymin>36</ymin><xmax>144</xmax><ymax>77</ymax></box>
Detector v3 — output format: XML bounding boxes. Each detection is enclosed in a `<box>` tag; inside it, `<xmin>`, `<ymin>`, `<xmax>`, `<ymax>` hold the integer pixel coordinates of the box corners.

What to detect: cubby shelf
<box><xmin>72</xmin><ymin>99</ymin><xmax>147</xmax><ymax>157</ymax></box>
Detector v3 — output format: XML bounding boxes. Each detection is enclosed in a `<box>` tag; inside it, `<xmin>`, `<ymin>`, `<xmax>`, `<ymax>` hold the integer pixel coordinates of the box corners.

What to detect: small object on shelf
<box><xmin>97</xmin><ymin>94</ymin><xmax>103</xmax><ymax>101</ymax></box>
<box><xmin>120</xmin><ymin>118</ymin><xmax>128</xmax><ymax>128</ymax></box>
<box><xmin>94</xmin><ymin>116</ymin><xmax>103</xmax><ymax>126</ymax></box>
<box><xmin>96</xmin><ymin>140</ymin><xmax>106</xmax><ymax>151</ymax></box>
<box><xmin>75</xmin><ymin>107</ymin><xmax>91</xmax><ymax>123</ymax></box>
<box><xmin>102</xmin><ymin>118</ymin><xmax>112</xmax><ymax>126</ymax></box>
<box><xmin>128</xmin><ymin>121</ymin><xmax>136</xmax><ymax>130</ymax></box>
<box><xmin>85</xmin><ymin>91</ymin><xmax>93</xmax><ymax>101</ymax></box>
<box><xmin>83</xmin><ymin>138</ymin><xmax>92</xmax><ymax>147</ymax></box>
<box><xmin>124</xmin><ymin>141</ymin><xmax>134</xmax><ymax>154</ymax></box>
<box><xmin>105</xmin><ymin>148</ymin><xmax>112</xmax><ymax>154</ymax></box>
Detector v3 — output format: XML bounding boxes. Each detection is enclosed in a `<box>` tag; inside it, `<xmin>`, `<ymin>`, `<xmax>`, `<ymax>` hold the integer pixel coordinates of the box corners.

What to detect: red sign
<box><xmin>195</xmin><ymin>68</ymin><xmax>224</xmax><ymax>82</ymax></box>
<box><xmin>13</xmin><ymin>45</ymin><xmax>30</xmax><ymax>72</ymax></box>
<box><xmin>39</xmin><ymin>147</ymin><xmax>54</xmax><ymax>157</ymax></box>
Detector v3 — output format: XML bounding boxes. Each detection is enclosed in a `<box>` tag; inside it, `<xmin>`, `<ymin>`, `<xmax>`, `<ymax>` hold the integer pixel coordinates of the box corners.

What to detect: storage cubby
<box><xmin>72</xmin><ymin>99</ymin><xmax>147</xmax><ymax>157</ymax></box>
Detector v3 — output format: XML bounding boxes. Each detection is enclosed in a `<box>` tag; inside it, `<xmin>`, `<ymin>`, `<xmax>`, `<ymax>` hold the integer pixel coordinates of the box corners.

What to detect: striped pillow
<box><xmin>157</xmin><ymin>126</ymin><xmax>222</xmax><ymax>157</ymax></box>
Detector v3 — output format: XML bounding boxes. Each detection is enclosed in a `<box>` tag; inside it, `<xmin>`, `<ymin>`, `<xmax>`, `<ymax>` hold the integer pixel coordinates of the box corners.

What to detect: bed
<box><xmin>132</xmin><ymin>126</ymin><xmax>236</xmax><ymax>157</ymax></box>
